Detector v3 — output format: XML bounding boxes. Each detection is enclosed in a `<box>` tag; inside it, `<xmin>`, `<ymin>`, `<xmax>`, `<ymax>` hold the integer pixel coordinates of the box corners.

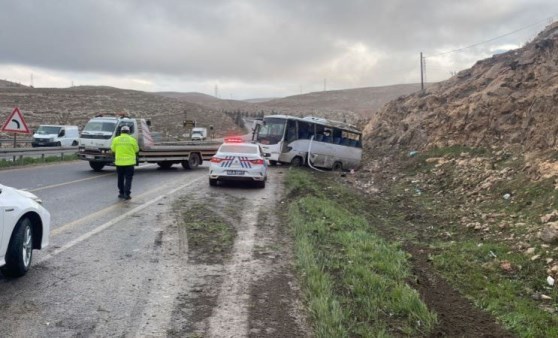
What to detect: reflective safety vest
<box><xmin>111</xmin><ymin>134</ymin><xmax>139</xmax><ymax>166</ymax></box>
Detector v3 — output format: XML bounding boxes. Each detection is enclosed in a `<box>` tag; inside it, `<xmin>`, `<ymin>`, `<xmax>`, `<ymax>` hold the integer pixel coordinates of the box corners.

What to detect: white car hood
<box><xmin>1</xmin><ymin>185</ymin><xmax>43</xmax><ymax>204</ymax></box>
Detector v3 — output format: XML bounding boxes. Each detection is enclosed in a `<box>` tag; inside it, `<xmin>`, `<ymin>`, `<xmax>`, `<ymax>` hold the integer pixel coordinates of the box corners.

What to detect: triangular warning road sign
<box><xmin>1</xmin><ymin>107</ymin><xmax>31</xmax><ymax>134</ymax></box>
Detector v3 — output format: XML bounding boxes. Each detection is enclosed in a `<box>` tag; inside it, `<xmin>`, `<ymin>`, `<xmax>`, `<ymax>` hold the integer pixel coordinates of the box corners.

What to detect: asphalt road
<box><xmin>0</xmin><ymin>160</ymin><xmax>307</xmax><ymax>337</ymax></box>
<box><xmin>0</xmin><ymin>160</ymin><xmax>209</xmax><ymax>336</ymax></box>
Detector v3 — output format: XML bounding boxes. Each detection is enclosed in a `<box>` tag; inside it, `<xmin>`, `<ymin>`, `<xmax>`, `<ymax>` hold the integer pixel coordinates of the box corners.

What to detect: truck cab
<box><xmin>78</xmin><ymin>117</ymin><xmax>138</xmax><ymax>171</ymax></box>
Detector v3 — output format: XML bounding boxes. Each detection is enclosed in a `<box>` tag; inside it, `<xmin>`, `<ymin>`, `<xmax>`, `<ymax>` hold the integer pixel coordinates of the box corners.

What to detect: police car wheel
<box><xmin>209</xmin><ymin>178</ymin><xmax>218</xmax><ymax>186</ymax></box>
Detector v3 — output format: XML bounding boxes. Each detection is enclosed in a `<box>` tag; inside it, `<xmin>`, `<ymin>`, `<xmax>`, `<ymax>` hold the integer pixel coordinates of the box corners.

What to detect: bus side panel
<box><xmin>278</xmin><ymin>139</ymin><xmax>310</xmax><ymax>164</ymax></box>
<box><xmin>307</xmin><ymin>142</ymin><xmax>362</xmax><ymax>169</ymax></box>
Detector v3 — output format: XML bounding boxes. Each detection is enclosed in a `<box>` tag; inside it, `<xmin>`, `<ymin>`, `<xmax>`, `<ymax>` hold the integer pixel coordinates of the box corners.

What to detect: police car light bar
<box><xmin>224</xmin><ymin>137</ymin><xmax>244</xmax><ymax>143</ymax></box>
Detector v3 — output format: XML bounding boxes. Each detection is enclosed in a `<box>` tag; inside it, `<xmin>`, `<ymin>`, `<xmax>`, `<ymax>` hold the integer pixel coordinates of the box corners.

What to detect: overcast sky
<box><xmin>0</xmin><ymin>0</ymin><xmax>556</xmax><ymax>99</ymax></box>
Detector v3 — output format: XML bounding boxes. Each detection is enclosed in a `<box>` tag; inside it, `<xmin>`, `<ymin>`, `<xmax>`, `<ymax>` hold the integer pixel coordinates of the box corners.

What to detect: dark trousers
<box><xmin>116</xmin><ymin>165</ymin><xmax>135</xmax><ymax>196</ymax></box>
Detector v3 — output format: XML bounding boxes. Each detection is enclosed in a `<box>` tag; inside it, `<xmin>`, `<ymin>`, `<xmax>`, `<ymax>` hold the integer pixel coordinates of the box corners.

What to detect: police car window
<box><xmin>220</xmin><ymin>145</ymin><xmax>258</xmax><ymax>154</ymax></box>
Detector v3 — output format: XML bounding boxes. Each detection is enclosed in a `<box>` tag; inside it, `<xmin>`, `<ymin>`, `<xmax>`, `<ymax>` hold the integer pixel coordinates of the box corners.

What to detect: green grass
<box><xmin>0</xmin><ymin>154</ymin><xmax>79</xmax><ymax>168</ymax></box>
<box><xmin>431</xmin><ymin>240</ymin><xmax>558</xmax><ymax>337</ymax></box>
<box><xmin>286</xmin><ymin>169</ymin><xmax>437</xmax><ymax>337</ymax></box>
<box><xmin>180</xmin><ymin>203</ymin><xmax>236</xmax><ymax>259</ymax></box>
<box><xmin>391</xmin><ymin>146</ymin><xmax>558</xmax><ymax>336</ymax></box>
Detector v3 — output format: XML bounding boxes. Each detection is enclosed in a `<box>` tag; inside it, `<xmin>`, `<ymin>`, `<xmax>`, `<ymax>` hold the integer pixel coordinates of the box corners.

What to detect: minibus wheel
<box><xmin>332</xmin><ymin>161</ymin><xmax>343</xmax><ymax>172</ymax></box>
<box><xmin>291</xmin><ymin>156</ymin><xmax>303</xmax><ymax>167</ymax></box>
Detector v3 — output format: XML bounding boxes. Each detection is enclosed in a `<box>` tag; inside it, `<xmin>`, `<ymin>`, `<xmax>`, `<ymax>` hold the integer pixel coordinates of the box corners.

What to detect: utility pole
<box><xmin>323</xmin><ymin>78</ymin><xmax>327</xmax><ymax>91</ymax></box>
<box><xmin>420</xmin><ymin>52</ymin><xmax>425</xmax><ymax>92</ymax></box>
<box><xmin>30</xmin><ymin>73</ymin><xmax>33</xmax><ymax>88</ymax></box>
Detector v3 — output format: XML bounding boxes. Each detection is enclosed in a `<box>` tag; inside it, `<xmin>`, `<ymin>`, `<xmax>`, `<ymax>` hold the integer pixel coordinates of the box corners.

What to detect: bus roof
<box><xmin>263</xmin><ymin>114</ymin><xmax>361</xmax><ymax>134</ymax></box>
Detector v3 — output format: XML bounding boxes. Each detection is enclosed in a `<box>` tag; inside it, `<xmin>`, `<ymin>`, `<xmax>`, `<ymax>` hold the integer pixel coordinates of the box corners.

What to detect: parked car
<box><xmin>208</xmin><ymin>138</ymin><xmax>268</xmax><ymax>188</ymax></box>
<box><xmin>0</xmin><ymin>184</ymin><xmax>50</xmax><ymax>277</ymax></box>
<box><xmin>32</xmin><ymin>125</ymin><xmax>80</xmax><ymax>147</ymax></box>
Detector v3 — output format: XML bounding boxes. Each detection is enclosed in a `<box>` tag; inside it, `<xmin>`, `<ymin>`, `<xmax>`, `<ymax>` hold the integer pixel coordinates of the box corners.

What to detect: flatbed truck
<box><xmin>77</xmin><ymin>116</ymin><xmax>221</xmax><ymax>171</ymax></box>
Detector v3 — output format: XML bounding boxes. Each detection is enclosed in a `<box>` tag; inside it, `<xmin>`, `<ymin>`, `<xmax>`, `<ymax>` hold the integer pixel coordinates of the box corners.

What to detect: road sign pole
<box><xmin>13</xmin><ymin>133</ymin><xmax>16</xmax><ymax>162</ymax></box>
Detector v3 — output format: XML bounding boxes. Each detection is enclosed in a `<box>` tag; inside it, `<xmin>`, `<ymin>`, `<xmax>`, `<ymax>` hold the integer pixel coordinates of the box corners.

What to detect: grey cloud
<box><xmin>0</xmin><ymin>0</ymin><xmax>556</xmax><ymax>89</ymax></box>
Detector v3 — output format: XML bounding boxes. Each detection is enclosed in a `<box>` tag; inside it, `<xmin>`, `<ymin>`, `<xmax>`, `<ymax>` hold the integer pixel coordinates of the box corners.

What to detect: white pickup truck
<box><xmin>77</xmin><ymin>116</ymin><xmax>221</xmax><ymax>171</ymax></box>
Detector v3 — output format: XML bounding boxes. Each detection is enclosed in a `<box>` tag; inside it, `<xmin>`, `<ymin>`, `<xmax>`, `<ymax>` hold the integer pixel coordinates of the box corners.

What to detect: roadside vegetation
<box><xmin>385</xmin><ymin>146</ymin><xmax>558</xmax><ymax>337</ymax></box>
<box><xmin>174</xmin><ymin>200</ymin><xmax>237</xmax><ymax>264</ymax></box>
<box><xmin>285</xmin><ymin>169</ymin><xmax>437</xmax><ymax>337</ymax></box>
<box><xmin>0</xmin><ymin>153</ymin><xmax>78</xmax><ymax>168</ymax></box>
<box><xmin>286</xmin><ymin>148</ymin><xmax>558</xmax><ymax>337</ymax></box>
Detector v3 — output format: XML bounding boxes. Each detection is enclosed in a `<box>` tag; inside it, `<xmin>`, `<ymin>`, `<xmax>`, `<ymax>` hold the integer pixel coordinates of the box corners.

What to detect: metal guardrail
<box><xmin>0</xmin><ymin>146</ymin><xmax>78</xmax><ymax>163</ymax></box>
<box><xmin>0</xmin><ymin>138</ymin><xmax>34</xmax><ymax>148</ymax></box>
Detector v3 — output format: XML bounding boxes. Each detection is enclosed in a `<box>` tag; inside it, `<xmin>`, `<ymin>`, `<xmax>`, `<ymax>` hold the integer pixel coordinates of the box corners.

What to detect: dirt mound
<box><xmin>364</xmin><ymin>22</ymin><xmax>558</xmax><ymax>152</ymax></box>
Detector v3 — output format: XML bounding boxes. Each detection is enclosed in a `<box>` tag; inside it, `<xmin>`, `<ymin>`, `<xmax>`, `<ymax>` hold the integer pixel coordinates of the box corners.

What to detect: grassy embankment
<box><xmin>285</xmin><ymin>169</ymin><xmax>437</xmax><ymax>337</ymax></box>
<box><xmin>394</xmin><ymin>146</ymin><xmax>558</xmax><ymax>337</ymax></box>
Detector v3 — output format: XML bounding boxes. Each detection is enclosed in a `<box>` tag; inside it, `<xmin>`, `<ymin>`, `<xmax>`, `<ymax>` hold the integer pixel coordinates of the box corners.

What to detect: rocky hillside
<box><xmin>0</xmin><ymin>86</ymin><xmax>239</xmax><ymax>139</ymax></box>
<box><xmin>353</xmin><ymin>22</ymin><xmax>558</xmax><ymax>311</ymax></box>
<box><xmin>364</xmin><ymin>22</ymin><xmax>558</xmax><ymax>152</ymax></box>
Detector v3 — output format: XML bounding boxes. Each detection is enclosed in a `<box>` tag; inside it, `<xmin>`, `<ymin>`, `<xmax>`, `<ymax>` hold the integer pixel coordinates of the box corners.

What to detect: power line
<box><xmin>426</xmin><ymin>15</ymin><xmax>557</xmax><ymax>58</ymax></box>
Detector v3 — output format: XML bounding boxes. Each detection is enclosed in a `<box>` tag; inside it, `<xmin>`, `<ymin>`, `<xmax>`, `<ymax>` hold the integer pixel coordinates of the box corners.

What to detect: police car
<box><xmin>1</xmin><ymin>184</ymin><xmax>50</xmax><ymax>277</ymax></box>
<box><xmin>209</xmin><ymin>138</ymin><xmax>268</xmax><ymax>188</ymax></box>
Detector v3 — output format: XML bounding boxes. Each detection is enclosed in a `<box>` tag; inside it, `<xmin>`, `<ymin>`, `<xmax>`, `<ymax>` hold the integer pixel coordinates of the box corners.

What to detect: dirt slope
<box><xmin>364</xmin><ymin>22</ymin><xmax>558</xmax><ymax>152</ymax></box>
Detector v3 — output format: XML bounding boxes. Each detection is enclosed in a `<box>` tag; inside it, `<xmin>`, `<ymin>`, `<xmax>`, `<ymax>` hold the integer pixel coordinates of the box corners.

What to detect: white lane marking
<box><xmin>51</xmin><ymin>176</ymin><xmax>173</xmax><ymax>236</ymax></box>
<box><xmin>27</xmin><ymin>164</ymin><xmax>155</xmax><ymax>192</ymax></box>
<box><xmin>37</xmin><ymin>176</ymin><xmax>204</xmax><ymax>264</ymax></box>
<box><xmin>29</xmin><ymin>173</ymin><xmax>113</xmax><ymax>192</ymax></box>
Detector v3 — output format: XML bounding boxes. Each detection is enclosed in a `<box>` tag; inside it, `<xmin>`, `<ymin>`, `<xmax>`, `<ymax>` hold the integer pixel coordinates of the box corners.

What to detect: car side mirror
<box><xmin>263</xmin><ymin>153</ymin><xmax>271</xmax><ymax>158</ymax></box>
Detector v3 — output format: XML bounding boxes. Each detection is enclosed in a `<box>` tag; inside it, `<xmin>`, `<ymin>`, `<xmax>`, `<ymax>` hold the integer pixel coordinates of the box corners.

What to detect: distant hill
<box><xmin>156</xmin><ymin>84</ymin><xmax>424</xmax><ymax>125</ymax></box>
<box><xmin>0</xmin><ymin>86</ymin><xmax>240</xmax><ymax>139</ymax></box>
<box><xmin>156</xmin><ymin>91</ymin><xmax>260</xmax><ymax>114</ymax></box>
<box><xmin>243</xmin><ymin>98</ymin><xmax>276</xmax><ymax>103</ymax></box>
<box><xmin>261</xmin><ymin>84</ymin><xmax>425</xmax><ymax>119</ymax></box>
<box><xmin>0</xmin><ymin>79</ymin><xmax>27</xmax><ymax>88</ymax></box>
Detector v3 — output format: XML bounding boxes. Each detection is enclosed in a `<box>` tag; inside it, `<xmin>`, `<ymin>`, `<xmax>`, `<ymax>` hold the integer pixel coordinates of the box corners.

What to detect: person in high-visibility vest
<box><xmin>110</xmin><ymin>125</ymin><xmax>139</xmax><ymax>200</ymax></box>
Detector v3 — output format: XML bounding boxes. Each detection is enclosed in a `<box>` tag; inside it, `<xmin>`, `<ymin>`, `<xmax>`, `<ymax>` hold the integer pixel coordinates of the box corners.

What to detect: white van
<box><xmin>32</xmin><ymin>125</ymin><xmax>80</xmax><ymax>147</ymax></box>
